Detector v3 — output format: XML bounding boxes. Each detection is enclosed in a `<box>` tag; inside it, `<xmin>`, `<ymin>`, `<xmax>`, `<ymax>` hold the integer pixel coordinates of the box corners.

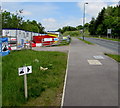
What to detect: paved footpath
<box><xmin>63</xmin><ymin>37</ymin><xmax>118</xmax><ymax>106</ymax></box>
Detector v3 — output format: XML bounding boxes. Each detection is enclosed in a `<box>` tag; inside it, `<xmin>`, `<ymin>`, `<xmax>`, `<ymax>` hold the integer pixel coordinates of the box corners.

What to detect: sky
<box><xmin>1</xmin><ymin>0</ymin><xmax>119</xmax><ymax>31</ymax></box>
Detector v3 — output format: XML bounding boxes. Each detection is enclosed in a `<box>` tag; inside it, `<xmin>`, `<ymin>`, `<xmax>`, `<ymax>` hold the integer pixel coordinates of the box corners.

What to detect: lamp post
<box><xmin>83</xmin><ymin>2</ymin><xmax>88</xmax><ymax>40</ymax></box>
<box><xmin>0</xmin><ymin>6</ymin><xmax>2</xmax><ymax>38</ymax></box>
<box><xmin>16</xmin><ymin>9</ymin><xmax>23</xmax><ymax>48</ymax></box>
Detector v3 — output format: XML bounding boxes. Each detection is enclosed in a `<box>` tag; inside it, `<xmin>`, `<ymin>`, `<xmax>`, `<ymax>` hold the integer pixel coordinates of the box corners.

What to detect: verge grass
<box><xmin>87</xmin><ymin>36</ymin><xmax>120</xmax><ymax>42</ymax></box>
<box><xmin>2</xmin><ymin>50</ymin><xmax>67</xmax><ymax>106</ymax></box>
<box><xmin>78</xmin><ymin>37</ymin><xmax>94</xmax><ymax>45</ymax></box>
<box><xmin>105</xmin><ymin>53</ymin><xmax>120</xmax><ymax>62</ymax></box>
<box><xmin>63</xmin><ymin>31</ymin><xmax>81</xmax><ymax>37</ymax></box>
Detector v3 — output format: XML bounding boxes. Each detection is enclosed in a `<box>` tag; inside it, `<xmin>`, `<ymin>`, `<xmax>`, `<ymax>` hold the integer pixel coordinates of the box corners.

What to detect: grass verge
<box><xmin>87</xmin><ymin>36</ymin><xmax>120</xmax><ymax>42</ymax></box>
<box><xmin>2</xmin><ymin>50</ymin><xmax>67</xmax><ymax>106</ymax></box>
<box><xmin>58</xmin><ymin>40</ymin><xmax>70</xmax><ymax>46</ymax></box>
<box><xmin>105</xmin><ymin>53</ymin><xmax>120</xmax><ymax>62</ymax></box>
<box><xmin>78</xmin><ymin>37</ymin><xmax>94</xmax><ymax>45</ymax></box>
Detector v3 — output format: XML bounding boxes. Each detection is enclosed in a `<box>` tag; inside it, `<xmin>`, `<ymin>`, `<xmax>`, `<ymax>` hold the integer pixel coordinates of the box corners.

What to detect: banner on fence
<box><xmin>0</xmin><ymin>37</ymin><xmax>10</xmax><ymax>56</ymax></box>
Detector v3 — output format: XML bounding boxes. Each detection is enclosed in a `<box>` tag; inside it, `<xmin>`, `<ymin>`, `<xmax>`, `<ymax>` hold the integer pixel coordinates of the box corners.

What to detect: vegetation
<box><xmin>105</xmin><ymin>53</ymin><xmax>120</xmax><ymax>62</ymax></box>
<box><xmin>2</xmin><ymin>50</ymin><xmax>67</xmax><ymax>106</ymax></box>
<box><xmin>57</xmin><ymin>5</ymin><xmax>119</xmax><ymax>39</ymax></box>
<box><xmin>87</xmin><ymin>36</ymin><xmax>120</xmax><ymax>42</ymax></box>
<box><xmin>57</xmin><ymin>26</ymin><xmax>77</xmax><ymax>34</ymax></box>
<box><xmin>2</xmin><ymin>10</ymin><xmax>45</xmax><ymax>33</ymax></box>
<box><xmin>78</xmin><ymin>38</ymin><xmax>93</xmax><ymax>45</ymax></box>
<box><xmin>63</xmin><ymin>31</ymin><xmax>81</xmax><ymax>37</ymax></box>
<box><xmin>88</xmin><ymin>6</ymin><xmax>120</xmax><ymax>38</ymax></box>
<box><xmin>0</xmin><ymin>56</ymin><xmax>1</xmax><ymax>107</ymax></box>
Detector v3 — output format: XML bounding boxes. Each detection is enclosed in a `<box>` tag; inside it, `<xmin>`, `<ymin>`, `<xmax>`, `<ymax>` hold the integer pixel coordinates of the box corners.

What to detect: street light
<box><xmin>16</xmin><ymin>9</ymin><xmax>23</xmax><ymax>47</ymax></box>
<box><xmin>83</xmin><ymin>2</ymin><xmax>88</xmax><ymax>40</ymax></box>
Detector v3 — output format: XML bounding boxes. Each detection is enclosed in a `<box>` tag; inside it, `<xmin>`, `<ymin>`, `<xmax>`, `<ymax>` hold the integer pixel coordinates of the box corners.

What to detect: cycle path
<box><xmin>63</xmin><ymin>37</ymin><xmax>118</xmax><ymax>106</ymax></box>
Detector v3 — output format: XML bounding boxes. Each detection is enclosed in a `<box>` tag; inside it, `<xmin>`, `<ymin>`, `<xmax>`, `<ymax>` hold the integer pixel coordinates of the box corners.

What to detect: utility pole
<box><xmin>83</xmin><ymin>2</ymin><xmax>88</xmax><ymax>40</ymax></box>
<box><xmin>16</xmin><ymin>9</ymin><xmax>23</xmax><ymax>48</ymax></box>
<box><xmin>0</xmin><ymin>6</ymin><xmax>2</xmax><ymax>37</ymax></box>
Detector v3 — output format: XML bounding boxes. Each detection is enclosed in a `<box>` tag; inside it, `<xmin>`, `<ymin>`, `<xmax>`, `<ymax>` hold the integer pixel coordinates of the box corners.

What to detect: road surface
<box><xmin>63</xmin><ymin>37</ymin><xmax>118</xmax><ymax>106</ymax></box>
<box><xmin>81</xmin><ymin>37</ymin><xmax>119</xmax><ymax>54</ymax></box>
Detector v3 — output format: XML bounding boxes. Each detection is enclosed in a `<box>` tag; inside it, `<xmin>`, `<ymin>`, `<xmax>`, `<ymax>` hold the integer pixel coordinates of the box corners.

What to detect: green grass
<box><xmin>105</xmin><ymin>53</ymin><xmax>120</xmax><ymax>62</ymax></box>
<box><xmin>100</xmin><ymin>37</ymin><xmax>120</xmax><ymax>42</ymax></box>
<box><xmin>2</xmin><ymin>50</ymin><xmax>67</xmax><ymax>106</ymax></box>
<box><xmin>62</xmin><ymin>30</ymin><xmax>89</xmax><ymax>37</ymax></box>
<box><xmin>58</xmin><ymin>40</ymin><xmax>71</xmax><ymax>46</ymax></box>
<box><xmin>0</xmin><ymin>56</ymin><xmax>2</xmax><ymax>107</ymax></box>
<box><xmin>78</xmin><ymin>37</ymin><xmax>94</xmax><ymax>45</ymax></box>
<box><xmin>63</xmin><ymin>31</ymin><xmax>83</xmax><ymax>37</ymax></box>
<box><xmin>87</xmin><ymin>36</ymin><xmax>120</xmax><ymax>42</ymax></box>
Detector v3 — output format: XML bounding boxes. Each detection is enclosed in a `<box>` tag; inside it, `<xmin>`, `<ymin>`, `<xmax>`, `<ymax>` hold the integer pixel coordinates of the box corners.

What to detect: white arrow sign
<box><xmin>18</xmin><ymin>66</ymin><xmax>32</xmax><ymax>76</ymax></box>
<box><xmin>18</xmin><ymin>65</ymin><xmax>32</xmax><ymax>99</ymax></box>
<box><xmin>26</xmin><ymin>66</ymin><xmax>32</xmax><ymax>74</ymax></box>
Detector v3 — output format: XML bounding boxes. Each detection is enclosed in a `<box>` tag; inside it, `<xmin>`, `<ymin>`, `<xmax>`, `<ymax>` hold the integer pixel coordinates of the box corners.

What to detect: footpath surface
<box><xmin>63</xmin><ymin>37</ymin><xmax>118</xmax><ymax>106</ymax></box>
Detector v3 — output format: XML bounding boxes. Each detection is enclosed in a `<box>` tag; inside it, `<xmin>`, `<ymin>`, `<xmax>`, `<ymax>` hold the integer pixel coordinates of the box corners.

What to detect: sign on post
<box><xmin>18</xmin><ymin>66</ymin><xmax>32</xmax><ymax>99</ymax></box>
<box><xmin>18</xmin><ymin>66</ymin><xmax>32</xmax><ymax>76</ymax></box>
<box><xmin>26</xmin><ymin>66</ymin><xmax>32</xmax><ymax>74</ymax></box>
<box><xmin>107</xmin><ymin>29</ymin><xmax>111</xmax><ymax>34</ymax></box>
<box><xmin>18</xmin><ymin>67</ymin><xmax>27</xmax><ymax>76</ymax></box>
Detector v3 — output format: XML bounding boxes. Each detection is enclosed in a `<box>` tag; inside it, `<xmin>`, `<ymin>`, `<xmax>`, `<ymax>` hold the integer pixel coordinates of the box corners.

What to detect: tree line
<box><xmin>89</xmin><ymin>5</ymin><xmax>120</xmax><ymax>38</ymax></box>
<box><xmin>57</xmin><ymin>5</ymin><xmax>120</xmax><ymax>38</ymax></box>
<box><xmin>2</xmin><ymin>10</ymin><xmax>45</xmax><ymax>34</ymax></box>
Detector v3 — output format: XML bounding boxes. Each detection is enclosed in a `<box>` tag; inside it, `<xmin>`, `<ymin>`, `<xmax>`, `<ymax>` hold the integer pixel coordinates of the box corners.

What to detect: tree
<box><xmin>2</xmin><ymin>10</ymin><xmax>45</xmax><ymax>33</ymax></box>
<box><xmin>88</xmin><ymin>17</ymin><xmax>96</xmax><ymax>35</ymax></box>
<box><xmin>76</xmin><ymin>25</ymin><xmax>83</xmax><ymax>30</ymax></box>
<box><xmin>57</xmin><ymin>26</ymin><xmax>77</xmax><ymax>34</ymax></box>
<box><xmin>88</xmin><ymin>5</ymin><xmax>119</xmax><ymax>38</ymax></box>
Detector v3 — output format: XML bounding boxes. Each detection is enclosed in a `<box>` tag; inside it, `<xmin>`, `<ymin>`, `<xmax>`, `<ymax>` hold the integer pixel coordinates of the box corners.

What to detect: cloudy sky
<box><xmin>1</xmin><ymin>0</ymin><xmax>119</xmax><ymax>31</ymax></box>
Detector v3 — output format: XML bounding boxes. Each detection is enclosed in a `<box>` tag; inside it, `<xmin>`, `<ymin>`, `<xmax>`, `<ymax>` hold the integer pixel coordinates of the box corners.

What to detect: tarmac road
<box><xmin>63</xmin><ymin>37</ymin><xmax>118</xmax><ymax>106</ymax></box>
<box><xmin>83</xmin><ymin>37</ymin><xmax>119</xmax><ymax>54</ymax></box>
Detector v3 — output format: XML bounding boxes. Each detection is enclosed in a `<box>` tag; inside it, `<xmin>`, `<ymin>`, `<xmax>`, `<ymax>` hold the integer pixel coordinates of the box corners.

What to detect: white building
<box><xmin>2</xmin><ymin>29</ymin><xmax>34</xmax><ymax>46</ymax></box>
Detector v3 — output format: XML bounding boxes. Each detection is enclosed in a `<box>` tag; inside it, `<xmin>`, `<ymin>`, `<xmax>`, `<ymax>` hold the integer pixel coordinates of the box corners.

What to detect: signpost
<box><xmin>107</xmin><ymin>29</ymin><xmax>112</xmax><ymax>38</ymax></box>
<box><xmin>18</xmin><ymin>66</ymin><xmax>32</xmax><ymax>99</ymax></box>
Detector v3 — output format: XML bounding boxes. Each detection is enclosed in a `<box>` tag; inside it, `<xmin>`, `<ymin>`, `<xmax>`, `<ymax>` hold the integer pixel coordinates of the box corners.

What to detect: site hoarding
<box><xmin>0</xmin><ymin>37</ymin><xmax>10</xmax><ymax>56</ymax></box>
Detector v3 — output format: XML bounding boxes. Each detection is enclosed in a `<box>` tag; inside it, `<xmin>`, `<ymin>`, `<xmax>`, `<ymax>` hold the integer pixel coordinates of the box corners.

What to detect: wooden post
<box><xmin>24</xmin><ymin>73</ymin><xmax>28</xmax><ymax>99</ymax></box>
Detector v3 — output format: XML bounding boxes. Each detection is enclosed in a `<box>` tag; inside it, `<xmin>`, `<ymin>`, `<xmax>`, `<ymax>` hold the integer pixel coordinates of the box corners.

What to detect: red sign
<box><xmin>11</xmin><ymin>38</ymin><xmax>16</xmax><ymax>41</ymax></box>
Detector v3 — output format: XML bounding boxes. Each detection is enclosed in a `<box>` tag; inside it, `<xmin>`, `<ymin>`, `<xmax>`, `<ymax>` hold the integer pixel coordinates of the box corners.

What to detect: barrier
<box><xmin>0</xmin><ymin>37</ymin><xmax>10</xmax><ymax>56</ymax></box>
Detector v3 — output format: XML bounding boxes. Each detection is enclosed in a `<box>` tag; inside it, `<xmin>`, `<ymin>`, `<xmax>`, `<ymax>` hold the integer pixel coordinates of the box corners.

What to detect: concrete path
<box><xmin>63</xmin><ymin>37</ymin><xmax>118</xmax><ymax>106</ymax></box>
<box><xmin>32</xmin><ymin>45</ymin><xmax>69</xmax><ymax>53</ymax></box>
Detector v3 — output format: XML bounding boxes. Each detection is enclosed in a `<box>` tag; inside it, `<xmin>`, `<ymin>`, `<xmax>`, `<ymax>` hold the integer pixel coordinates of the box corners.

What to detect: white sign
<box><xmin>36</xmin><ymin>43</ymin><xmax>42</xmax><ymax>46</ymax></box>
<box><xmin>18</xmin><ymin>66</ymin><xmax>32</xmax><ymax>76</ymax></box>
<box><xmin>18</xmin><ymin>67</ymin><xmax>27</xmax><ymax>76</ymax></box>
<box><xmin>44</xmin><ymin>38</ymin><xmax>52</xmax><ymax>42</ymax></box>
<box><xmin>11</xmin><ymin>38</ymin><xmax>16</xmax><ymax>41</ymax></box>
<box><xmin>26</xmin><ymin>66</ymin><xmax>32</xmax><ymax>74</ymax></box>
<box><xmin>11</xmin><ymin>46</ymin><xmax>17</xmax><ymax>50</ymax></box>
<box><xmin>107</xmin><ymin>29</ymin><xmax>111</xmax><ymax>34</ymax></box>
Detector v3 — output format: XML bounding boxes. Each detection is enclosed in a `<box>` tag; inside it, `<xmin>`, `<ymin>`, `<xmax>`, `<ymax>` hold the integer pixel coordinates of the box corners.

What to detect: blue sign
<box><xmin>54</xmin><ymin>38</ymin><xmax>59</xmax><ymax>41</ymax></box>
<box><xmin>0</xmin><ymin>37</ymin><xmax>10</xmax><ymax>56</ymax></box>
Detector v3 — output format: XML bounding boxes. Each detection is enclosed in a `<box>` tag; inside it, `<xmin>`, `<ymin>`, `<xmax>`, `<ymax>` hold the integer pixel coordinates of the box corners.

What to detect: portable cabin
<box><xmin>33</xmin><ymin>34</ymin><xmax>59</xmax><ymax>46</ymax></box>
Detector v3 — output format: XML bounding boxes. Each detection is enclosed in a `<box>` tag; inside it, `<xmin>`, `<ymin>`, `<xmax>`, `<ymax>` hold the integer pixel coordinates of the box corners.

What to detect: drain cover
<box><xmin>88</xmin><ymin>60</ymin><xmax>102</xmax><ymax>65</ymax></box>
<box><xmin>93</xmin><ymin>56</ymin><xmax>104</xmax><ymax>59</ymax></box>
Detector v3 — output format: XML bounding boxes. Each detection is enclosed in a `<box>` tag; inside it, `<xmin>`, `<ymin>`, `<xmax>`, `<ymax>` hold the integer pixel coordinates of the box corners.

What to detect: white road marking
<box><xmin>61</xmin><ymin>44</ymin><xmax>70</xmax><ymax>107</ymax></box>
<box><xmin>93</xmin><ymin>55</ymin><xmax>105</xmax><ymax>59</ymax></box>
<box><xmin>88</xmin><ymin>60</ymin><xmax>102</xmax><ymax>65</ymax></box>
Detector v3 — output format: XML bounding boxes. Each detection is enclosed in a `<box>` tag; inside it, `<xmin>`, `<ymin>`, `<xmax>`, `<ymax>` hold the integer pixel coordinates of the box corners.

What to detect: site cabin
<box><xmin>33</xmin><ymin>34</ymin><xmax>59</xmax><ymax>47</ymax></box>
<box><xmin>2</xmin><ymin>29</ymin><xmax>33</xmax><ymax>47</ymax></box>
<box><xmin>2</xmin><ymin>29</ymin><xmax>60</xmax><ymax>48</ymax></box>
<box><xmin>2</xmin><ymin>29</ymin><xmax>40</xmax><ymax>49</ymax></box>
